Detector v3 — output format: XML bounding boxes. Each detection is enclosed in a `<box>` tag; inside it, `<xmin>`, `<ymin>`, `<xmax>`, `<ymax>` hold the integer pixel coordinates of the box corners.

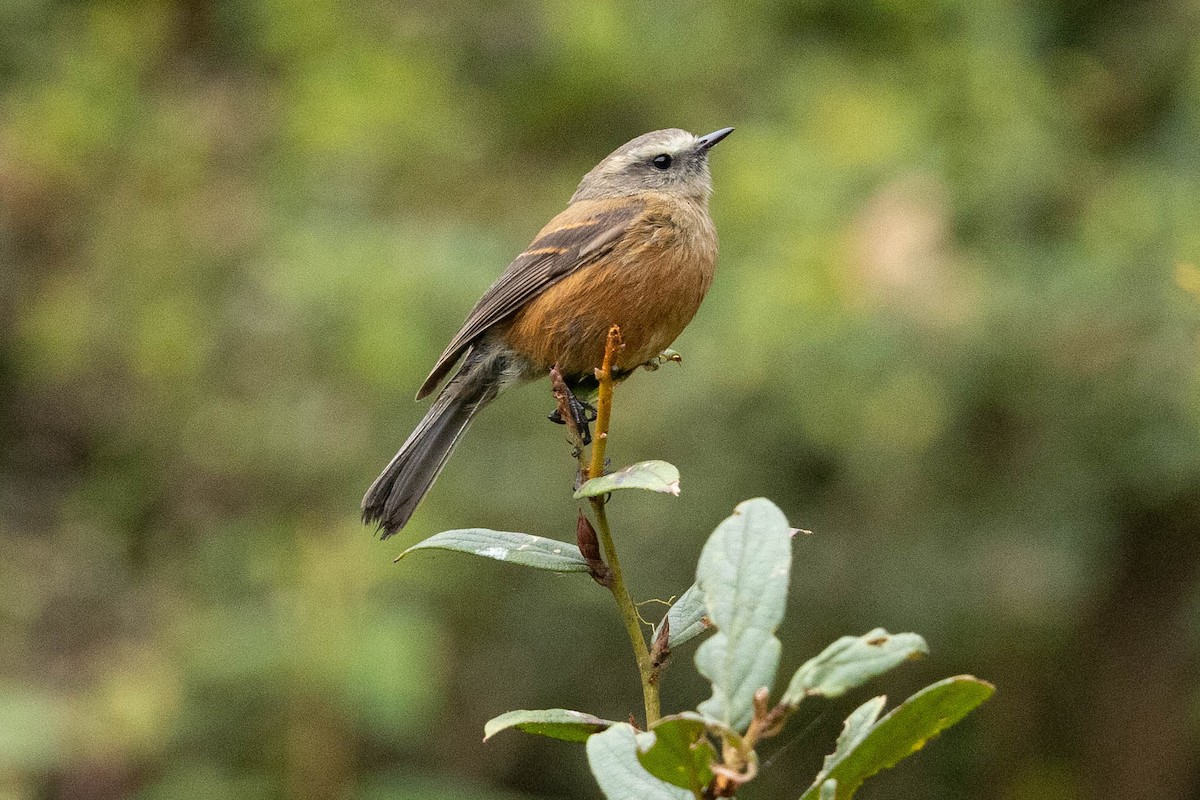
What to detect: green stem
<box><xmin>582</xmin><ymin>325</ymin><xmax>660</xmax><ymax>727</ymax></box>
<box><xmin>591</xmin><ymin>497</ymin><xmax>661</xmax><ymax>727</ymax></box>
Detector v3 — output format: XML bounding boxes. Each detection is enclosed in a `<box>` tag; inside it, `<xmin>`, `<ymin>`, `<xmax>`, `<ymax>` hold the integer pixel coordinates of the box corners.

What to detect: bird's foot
<box><xmin>642</xmin><ymin>348</ymin><xmax>682</xmax><ymax>372</ymax></box>
<box><xmin>548</xmin><ymin>392</ymin><xmax>596</xmax><ymax>444</ymax></box>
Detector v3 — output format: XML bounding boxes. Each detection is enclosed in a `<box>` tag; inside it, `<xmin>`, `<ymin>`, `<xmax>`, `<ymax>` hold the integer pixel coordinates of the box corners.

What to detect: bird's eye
<box><xmin>651</xmin><ymin>154</ymin><xmax>673</xmax><ymax>170</ymax></box>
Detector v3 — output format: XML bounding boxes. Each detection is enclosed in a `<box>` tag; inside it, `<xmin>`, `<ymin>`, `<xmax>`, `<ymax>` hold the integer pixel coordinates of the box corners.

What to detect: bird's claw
<box><xmin>548</xmin><ymin>394</ymin><xmax>596</xmax><ymax>444</ymax></box>
<box><xmin>642</xmin><ymin>349</ymin><xmax>682</xmax><ymax>372</ymax></box>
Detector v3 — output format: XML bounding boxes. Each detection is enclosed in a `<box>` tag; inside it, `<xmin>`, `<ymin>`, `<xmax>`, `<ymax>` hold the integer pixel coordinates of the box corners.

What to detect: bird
<box><xmin>362</xmin><ymin>126</ymin><xmax>733</xmax><ymax>538</ymax></box>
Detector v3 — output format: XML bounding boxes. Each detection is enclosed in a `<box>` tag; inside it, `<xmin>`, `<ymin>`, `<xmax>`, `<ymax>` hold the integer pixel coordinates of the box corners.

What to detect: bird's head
<box><xmin>571</xmin><ymin>127</ymin><xmax>734</xmax><ymax>204</ymax></box>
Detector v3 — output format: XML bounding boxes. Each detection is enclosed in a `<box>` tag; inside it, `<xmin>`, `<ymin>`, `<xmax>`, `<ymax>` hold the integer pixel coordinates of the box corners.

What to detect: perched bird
<box><xmin>363</xmin><ymin>127</ymin><xmax>733</xmax><ymax>537</ymax></box>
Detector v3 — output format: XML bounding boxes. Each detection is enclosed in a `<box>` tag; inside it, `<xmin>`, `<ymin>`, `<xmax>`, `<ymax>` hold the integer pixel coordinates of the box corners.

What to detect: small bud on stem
<box><xmin>650</xmin><ymin>617</ymin><xmax>671</xmax><ymax>680</ymax></box>
<box><xmin>576</xmin><ymin>512</ymin><xmax>612</xmax><ymax>587</ymax></box>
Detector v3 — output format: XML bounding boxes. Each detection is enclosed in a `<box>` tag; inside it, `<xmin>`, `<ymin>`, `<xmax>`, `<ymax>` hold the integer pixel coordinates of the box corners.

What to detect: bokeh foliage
<box><xmin>1</xmin><ymin>0</ymin><xmax>1198</xmax><ymax>798</ymax></box>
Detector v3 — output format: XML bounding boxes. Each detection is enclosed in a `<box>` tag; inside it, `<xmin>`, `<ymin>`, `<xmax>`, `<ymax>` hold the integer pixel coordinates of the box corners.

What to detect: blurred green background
<box><xmin>2</xmin><ymin>0</ymin><xmax>1198</xmax><ymax>797</ymax></box>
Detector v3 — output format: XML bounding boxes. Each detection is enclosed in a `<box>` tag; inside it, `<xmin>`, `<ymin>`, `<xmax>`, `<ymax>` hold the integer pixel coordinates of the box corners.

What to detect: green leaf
<box><xmin>574</xmin><ymin>460</ymin><xmax>680</xmax><ymax>499</ymax></box>
<box><xmin>483</xmin><ymin>709</ymin><xmax>617</xmax><ymax>743</ymax></box>
<box><xmin>799</xmin><ymin>676</ymin><xmax>995</xmax><ymax>800</ymax></box>
<box><xmin>782</xmin><ymin>629</ymin><xmax>928</xmax><ymax>706</ymax></box>
<box><xmin>819</xmin><ymin>780</ymin><xmax>838</xmax><ymax>800</ymax></box>
<box><xmin>694</xmin><ymin>498</ymin><xmax>792</xmax><ymax>732</ymax></box>
<box><xmin>397</xmin><ymin>529</ymin><xmax>589</xmax><ymax>572</ymax></box>
<box><xmin>652</xmin><ymin>583</ymin><xmax>710</xmax><ymax>650</ymax></box>
<box><xmin>636</xmin><ymin>715</ymin><xmax>717</xmax><ymax>794</ymax></box>
<box><xmin>586</xmin><ymin>724</ymin><xmax>693</xmax><ymax>800</ymax></box>
<box><xmin>824</xmin><ymin>696</ymin><xmax>886</xmax><ymax>773</ymax></box>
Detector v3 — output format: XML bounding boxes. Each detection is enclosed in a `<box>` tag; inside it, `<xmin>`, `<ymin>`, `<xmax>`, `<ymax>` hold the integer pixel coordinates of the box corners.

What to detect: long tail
<box><xmin>362</xmin><ymin>363</ymin><xmax>499</xmax><ymax>538</ymax></box>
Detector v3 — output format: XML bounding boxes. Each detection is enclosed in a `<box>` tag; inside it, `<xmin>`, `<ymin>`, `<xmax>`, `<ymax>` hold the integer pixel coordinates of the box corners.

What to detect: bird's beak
<box><xmin>697</xmin><ymin>127</ymin><xmax>735</xmax><ymax>152</ymax></box>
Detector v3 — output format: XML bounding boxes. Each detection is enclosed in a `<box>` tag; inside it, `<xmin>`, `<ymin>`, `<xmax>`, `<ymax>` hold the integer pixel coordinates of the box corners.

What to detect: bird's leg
<box><xmin>577</xmin><ymin>398</ymin><xmax>598</xmax><ymax>422</ymax></box>
<box><xmin>548</xmin><ymin>367</ymin><xmax>594</xmax><ymax>445</ymax></box>
<box><xmin>548</xmin><ymin>392</ymin><xmax>595</xmax><ymax>445</ymax></box>
<box><xmin>641</xmin><ymin>348</ymin><xmax>682</xmax><ymax>372</ymax></box>
<box><xmin>547</xmin><ymin>400</ymin><xmax>596</xmax><ymax>423</ymax></box>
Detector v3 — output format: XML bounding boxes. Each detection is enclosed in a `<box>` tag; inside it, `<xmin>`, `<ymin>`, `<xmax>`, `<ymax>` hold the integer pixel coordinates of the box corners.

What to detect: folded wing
<box><xmin>417</xmin><ymin>198</ymin><xmax>647</xmax><ymax>399</ymax></box>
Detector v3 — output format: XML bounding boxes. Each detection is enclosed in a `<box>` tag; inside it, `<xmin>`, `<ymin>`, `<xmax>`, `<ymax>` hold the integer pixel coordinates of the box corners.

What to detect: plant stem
<box><xmin>591</xmin><ymin>499</ymin><xmax>661</xmax><ymax>726</ymax></box>
<box><xmin>587</xmin><ymin>325</ymin><xmax>661</xmax><ymax>727</ymax></box>
<box><xmin>585</xmin><ymin>326</ymin><xmax>622</xmax><ymax>482</ymax></box>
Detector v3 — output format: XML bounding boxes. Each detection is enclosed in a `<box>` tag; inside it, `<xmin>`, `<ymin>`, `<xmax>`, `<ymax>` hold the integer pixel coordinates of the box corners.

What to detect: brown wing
<box><xmin>416</xmin><ymin>198</ymin><xmax>646</xmax><ymax>399</ymax></box>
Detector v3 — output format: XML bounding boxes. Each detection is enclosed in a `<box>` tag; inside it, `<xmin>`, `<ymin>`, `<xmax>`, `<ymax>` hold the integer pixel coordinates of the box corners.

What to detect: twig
<box><xmin>592</xmin><ymin>501</ymin><xmax>660</xmax><ymax>725</ymax></box>
<box><xmin>585</xmin><ymin>326</ymin><xmax>623</xmax><ymax>482</ymax></box>
<box><xmin>580</xmin><ymin>325</ymin><xmax>661</xmax><ymax>726</ymax></box>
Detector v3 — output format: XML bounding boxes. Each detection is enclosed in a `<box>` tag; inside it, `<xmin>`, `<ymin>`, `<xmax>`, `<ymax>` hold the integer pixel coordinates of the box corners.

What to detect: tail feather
<box><xmin>362</xmin><ymin>374</ymin><xmax>497</xmax><ymax>538</ymax></box>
